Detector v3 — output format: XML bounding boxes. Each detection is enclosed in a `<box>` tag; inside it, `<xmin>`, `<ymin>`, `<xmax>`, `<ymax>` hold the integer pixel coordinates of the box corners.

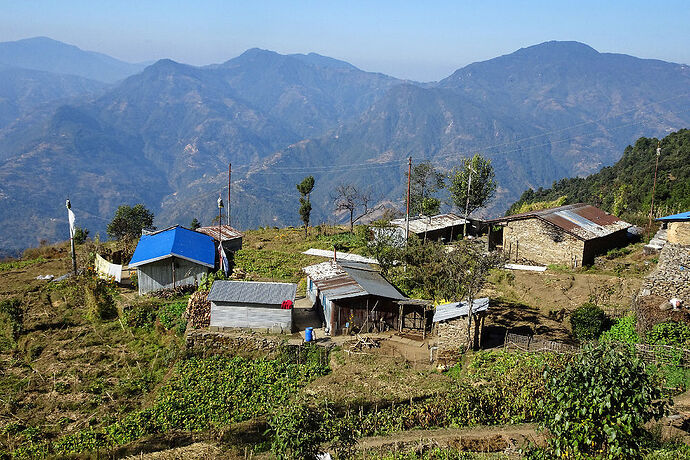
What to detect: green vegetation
<box><xmin>510</xmin><ymin>195</ymin><xmax>567</xmax><ymax>215</ymax></box>
<box><xmin>569</xmin><ymin>303</ymin><xmax>608</xmax><ymax>341</ymax></box>
<box><xmin>0</xmin><ymin>256</ymin><xmax>45</xmax><ymax>272</ymax></box>
<box><xmin>646</xmin><ymin>321</ymin><xmax>690</xmax><ymax>348</ymax></box>
<box><xmin>508</xmin><ymin>129</ymin><xmax>690</xmax><ymax>221</ymax></box>
<box><xmin>600</xmin><ymin>313</ymin><xmax>640</xmax><ymax>344</ymax></box>
<box><xmin>106</xmin><ymin>203</ymin><xmax>155</xmax><ymax>240</ymax></box>
<box><xmin>535</xmin><ymin>344</ymin><xmax>666</xmax><ymax>459</ymax></box>
<box><xmin>449</xmin><ymin>153</ymin><xmax>497</xmax><ymax>217</ymax></box>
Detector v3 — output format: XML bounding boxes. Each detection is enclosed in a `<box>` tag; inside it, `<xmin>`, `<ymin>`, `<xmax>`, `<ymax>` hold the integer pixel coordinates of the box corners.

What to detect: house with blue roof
<box><xmin>128</xmin><ymin>226</ymin><xmax>216</xmax><ymax>295</ymax></box>
<box><xmin>657</xmin><ymin>211</ymin><xmax>690</xmax><ymax>245</ymax></box>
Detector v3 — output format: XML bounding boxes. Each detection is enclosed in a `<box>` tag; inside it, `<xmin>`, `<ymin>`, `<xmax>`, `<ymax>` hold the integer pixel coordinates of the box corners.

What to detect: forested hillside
<box><xmin>507</xmin><ymin>129</ymin><xmax>690</xmax><ymax>220</ymax></box>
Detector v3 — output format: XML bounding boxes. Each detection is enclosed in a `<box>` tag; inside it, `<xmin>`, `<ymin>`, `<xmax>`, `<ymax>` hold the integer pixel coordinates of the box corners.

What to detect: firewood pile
<box><xmin>185</xmin><ymin>291</ymin><xmax>211</xmax><ymax>328</ymax></box>
<box><xmin>348</xmin><ymin>335</ymin><xmax>381</xmax><ymax>353</ymax></box>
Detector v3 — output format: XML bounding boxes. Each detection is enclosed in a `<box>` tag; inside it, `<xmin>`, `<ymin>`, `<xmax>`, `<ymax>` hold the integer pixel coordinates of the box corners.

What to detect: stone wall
<box><xmin>436</xmin><ymin>314</ymin><xmax>483</xmax><ymax>352</ymax></box>
<box><xmin>185</xmin><ymin>329</ymin><xmax>285</xmax><ymax>357</ymax></box>
<box><xmin>503</xmin><ymin>218</ymin><xmax>585</xmax><ymax>266</ymax></box>
<box><xmin>668</xmin><ymin>222</ymin><xmax>690</xmax><ymax>245</ymax></box>
<box><xmin>639</xmin><ymin>243</ymin><xmax>690</xmax><ymax>300</ymax></box>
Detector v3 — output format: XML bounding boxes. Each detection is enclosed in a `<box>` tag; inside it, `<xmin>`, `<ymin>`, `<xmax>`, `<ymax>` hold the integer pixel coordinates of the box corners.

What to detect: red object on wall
<box><xmin>281</xmin><ymin>300</ymin><xmax>293</xmax><ymax>310</ymax></box>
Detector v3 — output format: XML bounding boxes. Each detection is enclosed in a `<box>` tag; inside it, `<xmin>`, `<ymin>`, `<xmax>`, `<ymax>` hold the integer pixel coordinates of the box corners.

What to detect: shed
<box><xmin>208</xmin><ymin>280</ymin><xmax>296</xmax><ymax>333</ymax></box>
<box><xmin>433</xmin><ymin>298</ymin><xmax>490</xmax><ymax>351</ymax></box>
<box><xmin>657</xmin><ymin>211</ymin><xmax>690</xmax><ymax>245</ymax></box>
<box><xmin>129</xmin><ymin>226</ymin><xmax>215</xmax><ymax>295</ymax></box>
<box><xmin>303</xmin><ymin>260</ymin><xmax>407</xmax><ymax>335</ymax></box>
<box><xmin>196</xmin><ymin>225</ymin><xmax>244</xmax><ymax>253</ymax></box>
<box><xmin>376</xmin><ymin>213</ymin><xmax>477</xmax><ymax>245</ymax></box>
<box><xmin>487</xmin><ymin>203</ymin><xmax>631</xmax><ymax>267</ymax></box>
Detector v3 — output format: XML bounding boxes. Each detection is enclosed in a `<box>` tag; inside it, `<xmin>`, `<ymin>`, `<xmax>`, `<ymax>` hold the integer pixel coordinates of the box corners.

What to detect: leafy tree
<box><xmin>190</xmin><ymin>218</ymin><xmax>201</xmax><ymax>230</ymax></box>
<box><xmin>332</xmin><ymin>183</ymin><xmax>381</xmax><ymax>232</ymax></box>
<box><xmin>106</xmin><ymin>204</ymin><xmax>154</xmax><ymax>241</ymax></box>
<box><xmin>367</xmin><ymin>221</ymin><xmax>405</xmax><ymax>275</ymax></box>
<box><xmin>73</xmin><ymin>226</ymin><xmax>89</xmax><ymax>244</ymax></box>
<box><xmin>539</xmin><ymin>344</ymin><xmax>667</xmax><ymax>458</ymax></box>
<box><xmin>570</xmin><ymin>303</ymin><xmax>608</xmax><ymax>341</ymax></box>
<box><xmin>297</xmin><ymin>176</ymin><xmax>315</xmax><ymax>237</ymax></box>
<box><xmin>448</xmin><ymin>153</ymin><xmax>496</xmax><ymax>219</ymax></box>
<box><xmin>407</xmin><ymin>162</ymin><xmax>445</xmax><ymax>216</ymax></box>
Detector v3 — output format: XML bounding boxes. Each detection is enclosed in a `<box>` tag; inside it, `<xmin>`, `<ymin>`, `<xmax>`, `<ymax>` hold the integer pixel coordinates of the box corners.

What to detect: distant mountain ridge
<box><xmin>0</xmin><ymin>37</ymin><xmax>147</xmax><ymax>83</ymax></box>
<box><xmin>0</xmin><ymin>39</ymin><xmax>689</xmax><ymax>256</ymax></box>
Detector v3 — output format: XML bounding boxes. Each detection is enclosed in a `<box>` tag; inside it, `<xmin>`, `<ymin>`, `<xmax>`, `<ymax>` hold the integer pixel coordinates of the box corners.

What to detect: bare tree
<box><xmin>332</xmin><ymin>183</ymin><xmax>382</xmax><ymax>232</ymax></box>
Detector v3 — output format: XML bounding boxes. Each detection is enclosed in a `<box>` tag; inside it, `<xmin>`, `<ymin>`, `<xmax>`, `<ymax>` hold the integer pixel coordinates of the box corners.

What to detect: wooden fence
<box><xmin>504</xmin><ymin>332</ymin><xmax>690</xmax><ymax>367</ymax></box>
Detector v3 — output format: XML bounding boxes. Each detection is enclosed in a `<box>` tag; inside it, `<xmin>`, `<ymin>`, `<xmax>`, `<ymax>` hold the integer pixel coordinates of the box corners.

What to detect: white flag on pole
<box><xmin>68</xmin><ymin>208</ymin><xmax>76</xmax><ymax>238</ymax></box>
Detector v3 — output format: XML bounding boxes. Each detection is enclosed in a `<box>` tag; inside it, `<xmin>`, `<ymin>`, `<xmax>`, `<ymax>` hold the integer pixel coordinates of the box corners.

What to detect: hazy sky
<box><xmin>2</xmin><ymin>0</ymin><xmax>689</xmax><ymax>81</ymax></box>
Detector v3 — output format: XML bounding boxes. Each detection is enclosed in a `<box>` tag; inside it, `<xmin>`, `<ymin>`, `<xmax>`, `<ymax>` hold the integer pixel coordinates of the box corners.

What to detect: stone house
<box><xmin>487</xmin><ymin>203</ymin><xmax>631</xmax><ymax>267</ymax></box>
<box><xmin>375</xmin><ymin>213</ymin><xmax>481</xmax><ymax>246</ymax></box>
<box><xmin>433</xmin><ymin>298</ymin><xmax>489</xmax><ymax>352</ymax></box>
<box><xmin>657</xmin><ymin>211</ymin><xmax>690</xmax><ymax>245</ymax></box>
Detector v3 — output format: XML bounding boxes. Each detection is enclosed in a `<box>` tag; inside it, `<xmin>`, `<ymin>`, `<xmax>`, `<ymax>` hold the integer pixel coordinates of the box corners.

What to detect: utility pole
<box><xmin>463</xmin><ymin>164</ymin><xmax>476</xmax><ymax>238</ymax></box>
<box><xmin>406</xmin><ymin>157</ymin><xmax>412</xmax><ymax>244</ymax></box>
<box><xmin>66</xmin><ymin>199</ymin><xmax>77</xmax><ymax>274</ymax></box>
<box><xmin>648</xmin><ymin>141</ymin><xmax>661</xmax><ymax>234</ymax></box>
<box><xmin>228</xmin><ymin>163</ymin><xmax>232</xmax><ymax>227</ymax></box>
<box><xmin>217</xmin><ymin>195</ymin><xmax>224</xmax><ymax>252</ymax></box>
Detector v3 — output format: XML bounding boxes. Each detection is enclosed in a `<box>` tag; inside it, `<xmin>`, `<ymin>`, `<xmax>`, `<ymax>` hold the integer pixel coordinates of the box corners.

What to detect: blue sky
<box><xmin>2</xmin><ymin>0</ymin><xmax>688</xmax><ymax>81</ymax></box>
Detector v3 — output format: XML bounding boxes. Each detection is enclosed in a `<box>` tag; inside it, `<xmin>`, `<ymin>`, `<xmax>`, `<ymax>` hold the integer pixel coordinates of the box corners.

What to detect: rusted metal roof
<box><xmin>487</xmin><ymin>203</ymin><xmax>631</xmax><ymax>241</ymax></box>
<box><xmin>196</xmin><ymin>225</ymin><xmax>244</xmax><ymax>241</ymax></box>
<box><xmin>389</xmin><ymin>213</ymin><xmax>468</xmax><ymax>234</ymax></box>
<box><xmin>303</xmin><ymin>260</ymin><xmax>406</xmax><ymax>301</ymax></box>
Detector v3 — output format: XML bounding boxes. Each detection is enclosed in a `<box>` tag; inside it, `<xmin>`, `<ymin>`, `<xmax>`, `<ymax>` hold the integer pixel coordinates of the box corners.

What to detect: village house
<box><xmin>487</xmin><ymin>203</ymin><xmax>632</xmax><ymax>267</ymax></box>
<box><xmin>433</xmin><ymin>298</ymin><xmax>489</xmax><ymax>352</ymax></box>
<box><xmin>303</xmin><ymin>259</ymin><xmax>407</xmax><ymax>335</ymax></box>
<box><xmin>208</xmin><ymin>280</ymin><xmax>297</xmax><ymax>334</ymax></box>
<box><xmin>196</xmin><ymin>225</ymin><xmax>244</xmax><ymax>253</ymax></box>
<box><xmin>128</xmin><ymin>226</ymin><xmax>215</xmax><ymax>295</ymax></box>
<box><xmin>376</xmin><ymin>213</ymin><xmax>479</xmax><ymax>246</ymax></box>
<box><xmin>657</xmin><ymin>211</ymin><xmax>690</xmax><ymax>245</ymax></box>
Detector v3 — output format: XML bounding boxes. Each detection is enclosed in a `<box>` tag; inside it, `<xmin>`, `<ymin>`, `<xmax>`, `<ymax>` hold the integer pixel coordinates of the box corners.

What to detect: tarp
<box><xmin>95</xmin><ymin>253</ymin><xmax>122</xmax><ymax>283</ymax></box>
<box><xmin>129</xmin><ymin>226</ymin><xmax>215</xmax><ymax>268</ymax></box>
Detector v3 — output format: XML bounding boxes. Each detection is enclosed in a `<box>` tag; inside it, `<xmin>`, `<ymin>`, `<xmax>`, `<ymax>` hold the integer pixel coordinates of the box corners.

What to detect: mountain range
<box><xmin>0</xmin><ymin>38</ymin><xmax>689</xmax><ymax>256</ymax></box>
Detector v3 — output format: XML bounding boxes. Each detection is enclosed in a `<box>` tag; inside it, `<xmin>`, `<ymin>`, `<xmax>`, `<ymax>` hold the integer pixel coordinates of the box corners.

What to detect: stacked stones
<box><xmin>185</xmin><ymin>330</ymin><xmax>283</xmax><ymax>356</ymax></box>
<box><xmin>185</xmin><ymin>291</ymin><xmax>211</xmax><ymax>328</ymax></box>
<box><xmin>640</xmin><ymin>244</ymin><xmax>690</xmax><ymax>300</ymax></box>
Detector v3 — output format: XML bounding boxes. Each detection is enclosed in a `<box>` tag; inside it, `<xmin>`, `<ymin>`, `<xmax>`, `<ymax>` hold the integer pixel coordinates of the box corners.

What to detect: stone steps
<box><xmin>645</xmin><ymin>228</ymin><xmax>668</xmax><ymax>252</ymax></box>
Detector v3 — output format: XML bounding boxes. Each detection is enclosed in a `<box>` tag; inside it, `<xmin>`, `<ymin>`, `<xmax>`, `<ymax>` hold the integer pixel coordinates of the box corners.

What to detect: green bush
<box><xmin>84</xmin><ymin>277</ymin><xmax>117</xmax><ymax>321</ymax></box>
<box><xmin>646</xmin><ymin>321</ymin><xmax>690</xmax><ymax>348</ymax></box>
<box><xmin>0</xmin><ymin>298</ymin><xmax>23</xmax><ymax>341</ymax></box>
<box><xmin>570</xmin><ymin>303</ymin><xmax>608</xmax><ymax>341</ymax></box>
<box><xmin>122</xmin><ymin>300</ymin><xmax>160</xmax><ymax>328</ymax></box>
<box><xmin>539</xmin><ymin>344</ymin><xmax>667</xmax><ymax>459</ymax></box>
<box><xmin>158</xmin><ymin>301</ymin><xmax>187</xmax><ymax>333</ymax></box>
<box><xmin>601</xmin><ymin>313</ymin><xmax>640</xmax><ymax>344</ymax></box>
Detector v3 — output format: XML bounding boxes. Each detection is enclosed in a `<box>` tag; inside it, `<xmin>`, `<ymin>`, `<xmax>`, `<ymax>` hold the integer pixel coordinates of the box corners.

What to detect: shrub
<box><xmin>600</xmin><ymin>313</ymin><xmax>640</xmax><ymax>344</ymax></box>
<box><xmin>73</xmin><ymin>226</ymin><xmax>89</xmax><ymax>244</ymax></box>
<box><xmin>539</xmin><ymin>344</ymin><xmax>667</xmax><ymax>458</ymax></box>
<box><xmin>122</xmin><ymin>300</ymin><xmax>160</xmax><ymax>328</ymax></box>
<box><xmin>0</xmin><ymin>298</ymin><xmax>23</xmax><ymax>340</ymax></box>
<box><xmin>84</xmin><ymin>277</ymin><xmax>117</xmax><ymax>321</ymax></box>
<box><xmin>158</xmin><ymin>301</ymin><xmax>187</xmax><ymax>333</ymax></box>
<box><xmin>569</xmin><ymin>303</ymin><xmax>607</xmax><ymax>341</ymax></box>
<box><xmin>646</xmin><ymin>321</ymin><xmax>690</xmax><ymax>348</ymax></box>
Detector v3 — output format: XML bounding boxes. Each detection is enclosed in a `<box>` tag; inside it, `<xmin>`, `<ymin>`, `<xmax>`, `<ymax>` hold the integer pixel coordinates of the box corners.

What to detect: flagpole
<box><xmin>66</xmin><ymin>199</ymin><xmax>77</xmax><ymax>275</ymax></box>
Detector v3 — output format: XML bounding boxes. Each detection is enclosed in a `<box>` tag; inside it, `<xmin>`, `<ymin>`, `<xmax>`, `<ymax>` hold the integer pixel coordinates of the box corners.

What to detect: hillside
<box><xmin>1</xmin><ymin>40</ymin><xmax>690</xmax><ymax>255</ymax></box>
<box><xmin>0</xmin><ymin>37</ymin><xmax>147</xmax><ymax>83</ymax></box>
<box><xmin>507</xmin><ymin>129</ymin><xmax>690</xmax><ymax>219</ymax></box>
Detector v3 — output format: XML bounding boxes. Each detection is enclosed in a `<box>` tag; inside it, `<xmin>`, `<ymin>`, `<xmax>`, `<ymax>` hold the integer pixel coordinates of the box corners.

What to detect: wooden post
<box><xmin>422</xmin><ymin>308</ymin><xmax>426</xmax><ymax>340</ymax></box>
<box><xmin>406</xmin><ymin>157</ymin><xmax>411</xmax><ymax>243</ymax></box>
<box><xmin>171</xmin><ymin>256</ymin><xmax>176</xmax><ymax>288</ymax></box>
<box><xmin>398</xmin><ymin>303</ymin><xmax>403</xmax><ymax>332</ymax></box>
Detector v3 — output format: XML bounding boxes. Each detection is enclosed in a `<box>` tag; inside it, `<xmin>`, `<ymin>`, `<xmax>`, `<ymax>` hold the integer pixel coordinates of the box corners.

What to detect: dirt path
<box><xmin>357</xmin><ymin>423</ymin><xmax>540</xmax><ymax>452</ymax></box>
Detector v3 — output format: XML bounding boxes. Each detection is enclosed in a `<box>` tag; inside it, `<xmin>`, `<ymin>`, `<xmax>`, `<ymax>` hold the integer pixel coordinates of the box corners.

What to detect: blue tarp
<box><xmin>656</xmin><ymin>211</ymin><xmax>690</xmax><ymax>222</ymax></box>
<box><xmin>129</xmin><ymin>226</ymin><xmax>215</xmax><ymax>268</ymax></box>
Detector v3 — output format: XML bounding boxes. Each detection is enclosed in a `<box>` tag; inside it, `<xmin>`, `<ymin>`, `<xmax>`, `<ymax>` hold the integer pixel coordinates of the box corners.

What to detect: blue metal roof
<box><xmin>656</xmin><ymin>211</ymin><xmax>690</xmax><ymax>222</ymax></box>
<box><xmin>129</xmin><ymin>226</ymin><xmax>215</xmax><ymax>268</ymax></box>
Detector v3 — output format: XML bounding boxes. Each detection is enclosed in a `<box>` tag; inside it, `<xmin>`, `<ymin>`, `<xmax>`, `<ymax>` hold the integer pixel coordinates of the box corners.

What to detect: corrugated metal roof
<box><xmin>303</xmin><ymin>260</ymin><xmax>406</xmax><ymax>301</ymax></box>
<box><xmin>129</xmin><ymin>226</ymin><xmax>215</xmax><ymax>268</ymax></box>
<box><xmin>657</xmin><ymin>211</ymin><xmax>690</xmax><ymax>222</ymax></box>
<box><xmin>488</xmin><ymin>203</ymin><xmax>631</xmax><ymax>241</ymax></box>
<box><xmin>433</xmin><ymin>298</ymin><xmax>489</xmax><ymax>322</ymax></box>
<box><xmin>302</xmin><ymin>248</ymin><xmax>379</xmax><ymax>264</ymax></box>
<box><xmin>389</xmin><ymin>213</ymin><xmax>468</xmax><ymax>234</ymax></box>
<box><xmin>196</xmin><ymin>225</ymin><xmax>244</xmax><ymax>241</ymax></box>
<box><xmin>208</xmin><ymin>280</ymin><xmax>296</xmax><ymax>305</ymax></box>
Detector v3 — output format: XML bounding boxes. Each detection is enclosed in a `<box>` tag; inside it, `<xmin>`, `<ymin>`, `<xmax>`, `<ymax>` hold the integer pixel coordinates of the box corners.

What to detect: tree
<box><xmin>407</xmin><ymin>162</ymin><xmax>445</xmax><ymax>216</ymax></box>
<box><xmin>297</xmin><ymin>176</ymin><xmax>315</xmax><ymax>236</ymax></box>
<box><xmin>448</xmin><ymin>154</ymin><xmax>497</xmax><ymax>218</ymax></box>
<box><xmin>73</xmin><ymin>226</ymin><xmax>89</xmax><ymax>244</ymax></box>
<box><xmin>539</xmin><ymin>344</ymin><xmax>667</xmax><ymax>458</ymax></box>
<box><xmin>333</xmin><ymin>183</ymin><xmax>381</xmax><ymax>232</ymax></box>
<box><xmin>106</xmin><ymin>204</ymin><xmax>154</xmax><ymax>240</ymax></box>
<box><xmin>190</xmin><ymin>218</ymin><xmax>201</xmax><ymax>230</ymax></box>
